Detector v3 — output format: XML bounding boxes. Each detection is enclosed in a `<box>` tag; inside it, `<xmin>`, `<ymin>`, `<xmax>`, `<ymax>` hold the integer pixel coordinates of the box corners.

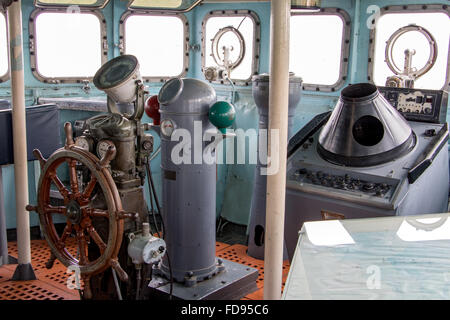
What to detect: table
<box><xmin>283</xmin><ymin>213</ymin><xmax>450</xmax><ymax>299</ymax></box>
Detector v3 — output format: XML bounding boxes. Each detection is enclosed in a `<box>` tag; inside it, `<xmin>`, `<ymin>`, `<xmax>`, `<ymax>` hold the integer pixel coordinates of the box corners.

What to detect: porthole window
<box><xmin>202</xmin><ymin>10</ymin><xmax>260</xmax><ymax>85</ymax></box>
<box><xmin>120</xmin><ymin>12</ymin><xmax>188</xmax><ymax>81</ymax></box>
<box><xmin>0</xmin><ymin>13</ymin><xmax>8</xmax><ymax>82</ymax></box>
<box><xmin>289</xmin><ymin>8</ymin><xmax>351</xmax><ymax>92</ymax></box>
<box><xmin>370</xmin><ymin>7</ymin><xmax>450</xmax><ymax>90</ymax></box>
<box><xmin>29</xmin><ymin>9</ymin><xmax>107</xmax><ymax>82</ymax></box>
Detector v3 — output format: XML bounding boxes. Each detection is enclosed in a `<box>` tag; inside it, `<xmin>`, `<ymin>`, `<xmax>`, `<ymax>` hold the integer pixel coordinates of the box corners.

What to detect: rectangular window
<box><xmin>0</xmin><ymin>13</ymin><xmax>8</xmax><ymax>81</ymax></box>
<box><xmin>128</xmin><ymin>0</ymin><xmax>200</xmax><ymax>11</ymax></box>
<box><xmin>30</xmin><ymin>9</ymin><xmax>106</xmax><ymax>82</ymax></box>
<box><xmin>129</xmin><ymin>0</ymin><xmax>182</xmax><ymax>9</ymax></box>
<box><xmin>202</xmin><ymin>10</ymin><xmax>260</xmax><ymax>85</ymax></box>
<box><xmin>372</xmin><ymin>11</ymin><xmax>450</xmax><ymax>90</ymax></box>
<box><xmin>289</xmin><ymin>9</ymin><xmax>350</xmax><ymax>91</ymax></box>
<box><xmin>35</xmin><ymin>0</ymin><xmax>108</xmax><ymax>8</ymax></box>
<box><xmin>122</xmin><ymin>13</ymin><xmax>188</xmax><ymax>81</ymax></box>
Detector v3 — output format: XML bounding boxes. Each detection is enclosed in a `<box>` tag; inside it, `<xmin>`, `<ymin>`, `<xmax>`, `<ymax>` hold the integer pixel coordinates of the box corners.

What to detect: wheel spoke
<box><xmin>49</xmin><ymin>171</ymin><xmax>70</xmax><ymax>200</ymax></box>
<box><xmin>82</xmin><ymin>175</ymin><xmax>97</xmax><ymax>200</ymax></box>
<box><xmin>86</xmin><ymin>225</ymin><xmax>106</xmax><ymax>254</ymax></box>
<box><xmin>43</xmin><ymin>205</ymin><xmax>66</xmax><ymax>215</ymax></box>
<box><xmin>86</xmin><ymin>208</ymin><xmax>109</xmax><ymax>219</ymax></box>
<box><xmin>76</xmin><ymin>229</ymin><xmax>88</xmax><ymax>265</ymax></box>
<box><xmin>68</xmin><ymin>160</ymin><xmax>80</xmax><ymax>195</ymax></box>
<box><xmin>57</xmin><ymin>223</ymin><xmax>72</xmax><ymax>250</ymax></box>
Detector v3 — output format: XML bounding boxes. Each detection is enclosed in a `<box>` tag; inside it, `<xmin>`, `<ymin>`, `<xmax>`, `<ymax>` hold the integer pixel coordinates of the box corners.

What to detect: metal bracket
<box><xmin>82</xmin><ymin>80</ymin><xmax>91</xmax><ymax>94</ymax></box>
<box><xmin>189</xmin><ymin>43</ymin><xmax>200</xmax><ymax>52</ymax></box>
<box><xmin>102</xmin><ymin>38</ymin><xmax>109</xmax><ymax>52</ymax></box>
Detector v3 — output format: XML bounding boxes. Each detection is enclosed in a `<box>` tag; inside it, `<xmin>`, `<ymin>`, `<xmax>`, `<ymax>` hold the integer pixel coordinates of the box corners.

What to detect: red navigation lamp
<box><xmin>145</xmin><ymin>95</ymin><xmax>161</xmax><ymax>125</ymax></box>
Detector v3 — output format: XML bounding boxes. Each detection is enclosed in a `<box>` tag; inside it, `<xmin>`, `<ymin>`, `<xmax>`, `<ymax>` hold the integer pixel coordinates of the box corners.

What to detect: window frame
<box><xmin>290</xmin><ymin>7</ymin><xmax>351</xmax><ymax>92</ymax></box>
<box><xmin>0</xmin><ymin>11</ymin><xmax>9</xmax><ymax>84</ymax></box>
<box><xmin>119</xmin><ymin>10</ymin><xmax>189</xmax><ymax>82</ymax></box>
<box><xmin>201</xmin><ymin>9</ymin><xmax>261</xmax><ymax>86</ymax></box>
<box><xmin>33</xmin><ymin>0</ymin><xmax>110</xmax><ymax>10</ymax></box>
<box><xmin>29</xmin><ymin>8</ymin><xmax>108</xmax><ymax>84</ymax></box>
<box><xmin>368</xmin><ymin>4</ymin><xmax>450</xmax><ymax>91</ymax></box>
<box><xmin>126</xmin><ymin>0</ymin><xmax>202</xmax><ymax>12</ymax></box>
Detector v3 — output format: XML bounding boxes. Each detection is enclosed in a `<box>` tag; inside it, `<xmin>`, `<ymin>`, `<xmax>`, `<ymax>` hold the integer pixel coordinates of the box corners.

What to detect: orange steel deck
<box><xmin>0</xmin><ymin>240</ymin><xmax>290</xmax><ymax>300</ymax></box>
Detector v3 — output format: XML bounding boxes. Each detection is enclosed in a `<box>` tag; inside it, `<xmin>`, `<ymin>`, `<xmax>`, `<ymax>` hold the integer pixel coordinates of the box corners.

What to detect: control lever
<box><xmin>408</xmin><ymin>123</ymin><xmax>449</xmax><ymax>184</ymax></box>
<box><xmin>287</xmin><ymin>111</ymin><xmax>331</xmax><ymax>158</ymax></box>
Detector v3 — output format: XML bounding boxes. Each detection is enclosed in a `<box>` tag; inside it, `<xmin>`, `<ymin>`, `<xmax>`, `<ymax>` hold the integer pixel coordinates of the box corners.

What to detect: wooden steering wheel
<box><xmin>27</xmin><ymin>122</ymin><xmax>132</xmax><ymax>298</ymax></box>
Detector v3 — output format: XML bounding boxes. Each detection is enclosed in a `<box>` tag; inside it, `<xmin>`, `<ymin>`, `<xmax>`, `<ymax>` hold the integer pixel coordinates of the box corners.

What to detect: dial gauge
<box><xmin>96</xmin><ymin>139</ymin><xmax>116</xmax><ymax>160</ymax></box>
<box><xmin>161</xmin><ymin>119</ymin><xmax>176</xmax><ymax>138</ymax></box>
<box><xmin>74</xmin><ymin>136</ymin><xmax>93</xmax><ymax>152</ymax></box>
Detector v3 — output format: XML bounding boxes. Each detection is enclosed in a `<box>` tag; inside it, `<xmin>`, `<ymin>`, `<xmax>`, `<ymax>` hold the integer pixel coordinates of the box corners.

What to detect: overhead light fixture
<box><xmin>291</xmin><ymin>0</ymin><xmax>321</xmax><ymax>12</ymax></box>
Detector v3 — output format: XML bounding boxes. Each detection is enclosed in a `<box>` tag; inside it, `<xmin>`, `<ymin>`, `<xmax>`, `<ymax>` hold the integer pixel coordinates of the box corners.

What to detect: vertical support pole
<box><xmin>264</xmin><ymin>0</ymin><xmax>290</xmax><ymax>300</ymax></box>
<box><xmin>0</xmin><ymin>168</ymin><xmax>8</xmax><ymax>266</ymax></box>
<box><xmin>7</xmin><ymin>0</ymin><xmax>36</xmax><ymax>280</ymax></box>
<box><xmin>349</xmin><ymin>0</ymin><xmax>361</xmax><ymax>83</ymax></box>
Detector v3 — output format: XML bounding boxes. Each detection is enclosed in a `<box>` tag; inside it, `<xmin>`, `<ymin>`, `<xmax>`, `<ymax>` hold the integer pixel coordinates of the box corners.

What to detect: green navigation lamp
<box><xmin>209</xmin><ymin>101</ymin><xmax>236</xmax><ymax>134</ymax></box>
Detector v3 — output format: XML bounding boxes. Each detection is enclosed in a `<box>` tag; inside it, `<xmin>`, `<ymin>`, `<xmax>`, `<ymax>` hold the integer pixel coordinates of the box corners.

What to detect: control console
<box><xmin>287</xmin><ymin>163</ymin><xmax>401</xmax><ymax>209</ymax></box>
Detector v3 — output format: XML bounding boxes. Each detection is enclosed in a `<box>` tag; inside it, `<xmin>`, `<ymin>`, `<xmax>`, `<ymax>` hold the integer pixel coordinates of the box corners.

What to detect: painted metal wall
<box><xmin>0</xmin><ymin>0</ymin><xmax>449</xmax><ymax>230</ymax></box>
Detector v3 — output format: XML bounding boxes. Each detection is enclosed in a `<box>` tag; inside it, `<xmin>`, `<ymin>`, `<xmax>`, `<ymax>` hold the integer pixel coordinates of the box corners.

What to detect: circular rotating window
<box><xmin>211</xmin><ymin>26</ymin><xmax>245</xmax><ymax>70</ymax></box>
<box><xmin>352</xmin><ymin>116</ymin><xmax>384</xmax><ymax>146</ymax></box>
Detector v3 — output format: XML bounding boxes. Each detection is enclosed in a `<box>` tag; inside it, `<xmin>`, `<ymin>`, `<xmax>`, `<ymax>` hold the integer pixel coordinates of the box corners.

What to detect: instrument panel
<box><xmin>378</xmin><ymin>86</ymin><xmax>448</xmax><ymax>124</ymax></box>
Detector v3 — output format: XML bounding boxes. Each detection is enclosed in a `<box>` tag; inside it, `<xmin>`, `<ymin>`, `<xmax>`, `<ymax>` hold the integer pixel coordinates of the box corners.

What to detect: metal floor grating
<box><xmin>216</xmin><ymin>244</ymin><xmax>290</xmax><ymax>300</ymax></box>
<box><xmin>0</xmin><ymin>282</ymin><xmax>66</xmax><ymax>300</ymax></box>
<box><xmin>0</xmin><ymin>239</ymin><xmax>290</xmax><ymax>300</ymax></box>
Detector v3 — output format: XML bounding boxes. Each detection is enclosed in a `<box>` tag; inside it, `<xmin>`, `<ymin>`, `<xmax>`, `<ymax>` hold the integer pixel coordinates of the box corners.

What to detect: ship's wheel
<box><xmin>26</xmin><ymin>122</ymin><xmax>132</xmax><ymax>299</ymax></box>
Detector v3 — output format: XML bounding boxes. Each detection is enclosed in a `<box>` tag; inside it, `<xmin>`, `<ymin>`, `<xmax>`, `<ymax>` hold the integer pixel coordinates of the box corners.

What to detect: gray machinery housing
<box><xmin>151</xmin><ymin>78</ymin><xmax>258</xmax><ymax>299</ymax></box>
<box><xmin>285</xmin><ymin>83</ymin><xmax>449</xmax><ymax>261</ymax></box>
<box><xmin>247</xmin><ymin>73</ymin><xmax>302</xmax><ymax>260</ymax></box>
<box><xmin>157</xmin><ymin>78</ymin><xmax>220</xmax><ymax>283</ymax></box>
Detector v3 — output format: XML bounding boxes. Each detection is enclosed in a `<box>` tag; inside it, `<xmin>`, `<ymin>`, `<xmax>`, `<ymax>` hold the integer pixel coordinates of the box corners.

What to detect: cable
<box><xmin>226</xmin><ymin>76</ymin><xmax>236</xmax><ymax>104</ymax></box>
<box><xmin>145</xmin><ymin>158</ymin><xmax>160</xmax><ymax>238</ymax></box>
<box><xmin>146</xmin><ymin>160</ymin><xmax>163</xmax><ymax>231</ymax></box>
<box><xmin>149</xmin><ymin>145</ymin><xmax>161</xmax><ymax>162</ymax></box>
<box><xmin>144</xmin><ymin>157</ymin><xmax>173</xmax><ymax>300</ymax></box>
<box><xmin>135</xmin><ymin>266</ymin><xmax>141</xmax><ymax>300</ymax></box>
<box><xmin>236</xmin><ymin>16</ymin><xmax>247</xmax><ymax>30</ymax></box>
<box><xmin>164</xmin><ymin>248</ymin><xmax>174</xmax><ymax>300</ymax></box>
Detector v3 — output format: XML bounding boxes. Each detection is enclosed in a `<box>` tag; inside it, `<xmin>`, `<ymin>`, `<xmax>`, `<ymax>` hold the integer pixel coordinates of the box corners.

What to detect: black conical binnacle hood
<box><xmin>318</xmin><ymin>83</ymin><xmax>415</xmax><ymax>167</ymax></box>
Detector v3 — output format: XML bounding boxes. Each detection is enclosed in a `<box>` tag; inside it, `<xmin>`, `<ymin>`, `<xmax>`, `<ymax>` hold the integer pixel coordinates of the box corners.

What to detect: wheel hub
<box><xmin>66</xmin><ymin>200</ymin><xmax>82</xmax><ymax>224</ymax></box>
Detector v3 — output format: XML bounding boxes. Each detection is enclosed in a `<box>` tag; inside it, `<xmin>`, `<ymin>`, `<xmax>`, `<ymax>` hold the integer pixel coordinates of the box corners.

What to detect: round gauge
<box><xmin>160</xmin><ymin>119</ymin><xmax>176</xmax><ymax>138</ymax></box>
<box><xmin>96</xmin><ymin>140</ymin><xmax>116</xmax><ymax>160</ymax></box>
<box><xmin>74</xmin><ymin>136</ymin><xmax>93</xmax><ymax>152</ymax></box>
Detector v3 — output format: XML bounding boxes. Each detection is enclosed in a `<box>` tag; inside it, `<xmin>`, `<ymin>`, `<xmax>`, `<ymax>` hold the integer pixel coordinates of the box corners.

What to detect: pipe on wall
<box><xmin>263</xmin><ymin>0</ymin><xmax>290</xmax><ymax>300</ymax></box>
<box><xmin>7</xmin><ymin>0</ymin><xmax>35</xmax><ymax>280</ymax></box>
